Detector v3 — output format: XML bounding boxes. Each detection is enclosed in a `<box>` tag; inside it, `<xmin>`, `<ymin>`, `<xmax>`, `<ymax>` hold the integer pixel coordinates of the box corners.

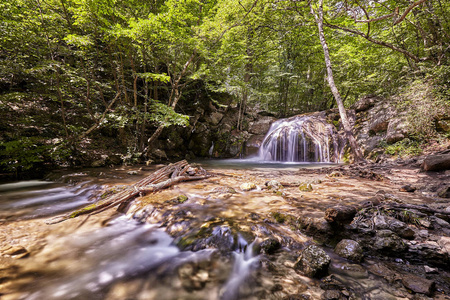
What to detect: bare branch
<box><xmin>394</xmin><ymin>0</ymin><xmax>427</xmax><ymax>25</ymax></box>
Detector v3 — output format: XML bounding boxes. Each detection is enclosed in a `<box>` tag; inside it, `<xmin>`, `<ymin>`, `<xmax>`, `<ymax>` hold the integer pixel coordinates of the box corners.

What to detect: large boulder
<box><xmin>422</xmin><ymin>153</ymin><xmax>450</xmax><ymax>171</ymax></box>
<box><xmin>373</xmin><ymin>230</ymin><xmax>408</xmax><ymax>253</ymax></box>
<box><xmin>294</xmin><ymin>245</ymin><xmax>331</xmax><ymax>278</ymax></box>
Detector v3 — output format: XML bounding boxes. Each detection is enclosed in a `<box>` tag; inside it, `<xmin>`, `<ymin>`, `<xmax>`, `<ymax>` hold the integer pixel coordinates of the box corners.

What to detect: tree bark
<box><xmin>310</xmin><ymin>0</ymin><xmax>365</xmax><ymax>162</ymax></box>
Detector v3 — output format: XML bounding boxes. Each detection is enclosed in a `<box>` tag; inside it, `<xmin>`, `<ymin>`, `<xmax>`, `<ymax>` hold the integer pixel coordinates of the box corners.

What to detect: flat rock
<box><xmin>401</xmin><ymin>273</ymin><xmax>435</xmax><ymax>296</ymax></box>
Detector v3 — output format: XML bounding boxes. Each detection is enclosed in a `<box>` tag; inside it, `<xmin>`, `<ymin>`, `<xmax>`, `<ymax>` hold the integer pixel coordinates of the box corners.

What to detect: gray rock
<box><xmin>248</xmin><ymin>116</ymin><xmax>276</xmax><ymax>135</ymax></box>
<box><xmin>373</xmin><ymin>230</ymin><xmax>408</xmax><ymax>253</ymax></box>
<box><xmin>334</xmin><ymin>239</ymin><xmax>364</xmax><ymax>262</ymax></box>
<box><xmin>294</xmin><ymin>245</ymin><xmax>331</xmax><ymax>278</ymax></box>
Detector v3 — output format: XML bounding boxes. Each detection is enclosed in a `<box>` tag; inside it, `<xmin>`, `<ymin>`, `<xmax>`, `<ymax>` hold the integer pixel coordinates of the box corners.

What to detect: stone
<box><xmin>438</xmin><ymin>236</ymin><xmax>450</xmax><ymax>255</ymax></box>
<box><xmin>240</xmin><ymin>182</ymin><xmax>257</xmax><ymax>191</ymax></box>
<box><xmin>260</xmin><ymin>238</ymin><xmax>282</xmax><ymax>255</ymax></box>
<box><xmin>127</xmin><ymin>170</ymin><xmax>138</xmax><ymax>175</ymax></box>
<box><xmin>266</xmin><ymin>180</ymin><xmax>283</xmax><ymax>190</ymax></box>
<box><xmin>334</xmin><ymin>239</ymin><xmax>364</xmax><ymax>262</ymax></box>
<box><xmin>421</xmin><ymin>153</ymin><xmax>450</xmax><ymax>171</ymax></box>
<box><xmin>248</xmin><ymin>116</ymin><xmax>276</xmax><ymax>135</ymax></box>
<box><xmin>324</xmin><ymin>205</ymin><xmax>356</xmax><ymax>224</ymax></box>
<box><xmin>328</xmin><ymin>171</ymin><xmax>343</xmax><ymax>177</ymax></box>
<box><xmin>401</xmin><ymin>273</ymin><xmax>435</xmax><ymax>296</ymax></box>
<box><xmin>400</xmin><ymin>185</ymin><xmax>416</xmax><ymax>192</ymax></box>
<box><xmin>367</xmin><ymin>263</ymin><xmax>398</xmax><ymax>283</ymax></box>
<box><xmin>369</xmin><ymin>120</ymin><xmax>389</xmax><ymax>133</ymax></box>
<box><xmin>245</xmin><ymin>134</ymin><xmax>265</xmax><ymax>156</ymax></box>
<box><xmin>424</xmin><ymin>265</ymin><xmax>438</xmax><ymax>273</ymax></box>
<box><xmin>437</xmin><ymin>186</ymin><xmax>450</xmax><ymax>198</ymax></box>
<box><xmin>353</xmin><ymin>96</ymin><xmax>377</xmax><ymax>112</ymax></box>
<box><xmin>91</xmin><ymin>159</ymin><xmax>106</xmax><ymax>168</ymax></box>
<box><xmin>321</xmin><ymin>290</ymin><xmax>341</xmax><ymax>300</ymax></box>
<box><xmin>298</xmin><ymin>183</ymin><xmax>313</xmax><ymax>192</ymax></box>
<box><xmin>294</xmin><ymin>245</ymin><xmax>331</xmax><ymax>278</ymax></box>
<box><xmin>373</xmin><ymin>230</ymin><xmax>408</xmax><ymax>253</ymax></box>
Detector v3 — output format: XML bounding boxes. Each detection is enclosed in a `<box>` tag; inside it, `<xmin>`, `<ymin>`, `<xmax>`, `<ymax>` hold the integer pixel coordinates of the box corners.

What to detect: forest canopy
<box><xmin>1</xmin><ymin>0</ymin><xmax>449</xmax><ymax>173</ymax></box>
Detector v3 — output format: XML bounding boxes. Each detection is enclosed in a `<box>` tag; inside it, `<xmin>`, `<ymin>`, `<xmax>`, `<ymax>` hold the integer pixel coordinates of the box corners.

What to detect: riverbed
<box><xmin>0</xmin><ymin>160</ymin><xmax>449</xmax><ymax>299</ymax></box>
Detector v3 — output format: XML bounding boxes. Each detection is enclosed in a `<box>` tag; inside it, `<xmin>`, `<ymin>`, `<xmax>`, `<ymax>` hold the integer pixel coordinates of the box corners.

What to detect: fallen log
<box><xmin>46</xmin><ymin>160</ymin><xmax>210</xmax><ymax>225</ymax></box>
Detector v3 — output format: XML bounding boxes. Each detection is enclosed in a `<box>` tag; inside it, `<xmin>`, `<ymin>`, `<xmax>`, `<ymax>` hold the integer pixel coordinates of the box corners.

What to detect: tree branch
<box><xmin>324</xmin><ymin>22</ymin><xmax>425</xmax><ymax>62</ymax></box>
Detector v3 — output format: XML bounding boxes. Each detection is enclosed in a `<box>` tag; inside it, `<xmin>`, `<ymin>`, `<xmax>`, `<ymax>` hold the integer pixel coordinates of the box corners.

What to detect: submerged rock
<box><xmin>240</xmin><ymin>182</ymin><xmax>257</xmax><ymax>191</ymax></box>
<box><xmin>334</xmin><ymin>239</ymin><xmax>364</xmax><ymax>262</ymax></box>
<box><xmin>298</xmin><ymin>183</ymin><xmax>313</xmax><ymax>192</ymax></box>
<box><xmin>294</xmin><ymin>245</ymin><xmax>331</xmax><ymax>278</ymax></box>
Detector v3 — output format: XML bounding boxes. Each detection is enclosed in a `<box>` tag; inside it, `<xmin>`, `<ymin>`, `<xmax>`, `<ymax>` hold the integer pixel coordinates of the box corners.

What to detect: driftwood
<box><xmin>46</xmin><ymin>160</ymin><xmax>210</xmax><ymax>225</ymax></box>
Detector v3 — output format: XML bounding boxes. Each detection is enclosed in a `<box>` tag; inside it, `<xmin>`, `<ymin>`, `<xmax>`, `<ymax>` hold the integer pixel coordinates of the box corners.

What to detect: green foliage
<box><xmin>0</xmin><ymin>137</ymin><xmax>48</xmax><ymax>172</ymax></box>
<box><xmin>381</xmin><ymin>139</ymin><xmax>422</xmax><ymax>157</ymax></box>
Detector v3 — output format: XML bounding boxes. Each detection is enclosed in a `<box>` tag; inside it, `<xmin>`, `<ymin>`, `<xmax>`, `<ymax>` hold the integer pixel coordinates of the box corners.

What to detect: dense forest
<box><xmin>1</xmin><ymin>0</ymin><xmax>450</xmax><ymax>176</ymax></box>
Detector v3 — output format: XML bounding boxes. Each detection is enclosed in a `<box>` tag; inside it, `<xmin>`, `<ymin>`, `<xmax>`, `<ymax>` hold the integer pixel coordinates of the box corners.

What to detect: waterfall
<box><xmin>258</xmin><ymin>115</ymin><xmax>340</xmax><ymax>163</ymax></box>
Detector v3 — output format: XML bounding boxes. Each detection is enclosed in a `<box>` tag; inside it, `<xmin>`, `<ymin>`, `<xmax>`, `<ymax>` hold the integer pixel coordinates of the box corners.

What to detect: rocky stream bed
<box><xmin>0</xmin><ymin>158</ymin><xmax>450</xmax><ymax>300</ymax></box>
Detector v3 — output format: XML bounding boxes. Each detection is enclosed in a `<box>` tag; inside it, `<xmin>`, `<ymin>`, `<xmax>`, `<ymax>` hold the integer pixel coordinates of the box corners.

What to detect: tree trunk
<box><xmin>145</xmin><ymin>51</ymin><xmax>196</xmax><ymax>155</ymax></box>
<box><xmin>310</xmin><ymin>0</ymin><xmax>365</xmax><ymax>162</ymax></box>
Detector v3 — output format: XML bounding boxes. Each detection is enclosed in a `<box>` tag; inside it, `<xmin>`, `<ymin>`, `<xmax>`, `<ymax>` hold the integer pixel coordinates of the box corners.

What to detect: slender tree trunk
<box><xmin>310</xmin><ymin>0</ymin><xmax>365</xmax><ymax>162</ymax></box>
<box><xmin>146</xmin><ymin>51</ymin><xmax>196</xmax><ymax>155</ymax></box>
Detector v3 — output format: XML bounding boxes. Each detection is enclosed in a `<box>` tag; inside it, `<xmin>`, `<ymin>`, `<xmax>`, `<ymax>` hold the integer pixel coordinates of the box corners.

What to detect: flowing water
<box><xmin>0</xmin><ymin>162</ymin><xmax>437</xmax><ymax>299</ymax></box>
<box><xmin>258</xmin><ymin>115</ymin><xmax>342</xmax><ymax>163</ymax></box>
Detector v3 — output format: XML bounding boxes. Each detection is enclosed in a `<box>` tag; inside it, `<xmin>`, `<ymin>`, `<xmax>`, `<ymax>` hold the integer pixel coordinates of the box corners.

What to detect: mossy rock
<box><xmin>298</xmin><ymin>183</ymin><xmax>313</xmax><ymax>192</ymax></box>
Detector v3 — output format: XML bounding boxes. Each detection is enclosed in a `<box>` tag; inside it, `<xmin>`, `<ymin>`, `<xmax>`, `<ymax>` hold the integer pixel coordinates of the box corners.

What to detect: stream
<box><xmin>0</xmin><ymin>161</ymin><xmax>447</xmax><ymax>299</ymax></box>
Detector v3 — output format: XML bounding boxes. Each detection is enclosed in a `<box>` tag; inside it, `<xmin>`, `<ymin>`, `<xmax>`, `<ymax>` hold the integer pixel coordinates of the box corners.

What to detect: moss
<box><xmin>298</xmin><ymin>183</ymin><xmax>313</xmax><ymax>192</ymax></box>
<box><xmin>69</xmin><ymin>203</ymin><xmax>98</xmax><ymax>218</ymax></box>
<box><xmin>177</xmin><ymin>195</ymin><xmax>189</xmax><ymax>203</ymax></box>
<box><xmin>271</xmin><ymin>212</ymin><xmax>287</xmax><ymax>223</ymax></box>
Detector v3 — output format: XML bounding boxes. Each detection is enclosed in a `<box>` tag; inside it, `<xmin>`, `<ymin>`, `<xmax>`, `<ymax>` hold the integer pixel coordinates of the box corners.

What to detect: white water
<box><xmin>258</xmin><ymin>115</ymin><xmax>341</xmax><ymax>163</ymax></box>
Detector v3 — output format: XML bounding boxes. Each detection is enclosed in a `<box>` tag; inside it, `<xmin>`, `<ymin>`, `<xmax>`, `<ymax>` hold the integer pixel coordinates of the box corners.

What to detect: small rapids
<box><xmin>258</xmin><ymin>114</ymin><xmax>342</xmax><ymax>163</ymax></box>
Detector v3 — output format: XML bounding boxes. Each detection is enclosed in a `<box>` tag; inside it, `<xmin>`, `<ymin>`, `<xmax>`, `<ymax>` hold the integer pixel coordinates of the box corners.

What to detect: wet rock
<box><xmin>401</xmin><ymin>273</ymin><xmax>435</xmax><ymax>296</ymax></box>
<box><xmin>325</xmin><ymin>205</ymin><xmax>356</xmax><ymax>224</ymax></box>
<box><xmin>321</xmin><ymin>290</ymin><xmax>342</xmax><ymax>300</ymax></box>
<box><xmin>240</xmin><ymin>182</ymin><xmax>257</xmax><ymax>191</ymax></box>
<box><xmin>328</xmin><ymin>171</ymin><xmax>343</xmax><ymax>177</ymax></box>
<box><xmin>298</xmin><ymin>217</ymin><xmax>334</xmax><ymax>242</ymax></box>
<box><xmin>1</xmin><ymin>245</ymin><xmax>29</xmax><ymax>259</ymax></box>
<box><xmin>421</xmin><ymin>153</ymin><xmax>450</xmax><ymax>171</ymax></box>
<box><xmin>424</xmin><ymin>265</ymin><xmax>438</xmax><ymax>274</ymax></box>
<box><xmin>127</xmin><ymin>170</ymin><xmax>138</xmax><ymax>175</ymax></box>
<box><xmin>294</xmin><ymin>245</ymin><xmax>331</xmax><ymax>278</ymax></box>
<box><xmin>400</xmin><ymin>185</ymin><xmax>416</xmax><ymax>192</ymax></box>
<box><xmin>373</xmin><ymin>230</ymin><xmax>407</xmax><ymax>253</ymax></box>
<box><xmin>320</xmin><ymin>275</ymin><xmax>346</xmax><ymax>290</ymax></box>
<box><xmin>266</xmin><ymin>180</ymin><xmax>283</xmax><ymax>190</ymax></box>
<box><xmin>437</xmin><ymin>186</ymin><xmax>450</xmax><ymax>198</ymax></box>
<box><xmin>367</xmin><ymin>263</ymin><xmax>398</xmax><ymax>283</ymax></box>
<box><xmin>372</xmin><ymin>216</ymin><xmax>415</xmax><ymax>239</ymax></box>
<box><xmin>334</xmin><ymin>239</ymin><xmax>364</xmax><ymax>262</ymax></box>
<box><xmin>298</xmin><ymin>183</ymin><xmax>313</xmax><ymax>192</ymax></box>
<box><xmin>329</xmin><ymin>263</ymin><xmax>368</xmax><ymax>279</ymax></box>
<box><xmin>260</xmin><ymin>238</ymin><xmax>281</xmax><ymax>255</ymax></box>
<box><xmin>249</xmin><ymin>116</ymin><xmax>276</xmax><ymax>135</ymax></box>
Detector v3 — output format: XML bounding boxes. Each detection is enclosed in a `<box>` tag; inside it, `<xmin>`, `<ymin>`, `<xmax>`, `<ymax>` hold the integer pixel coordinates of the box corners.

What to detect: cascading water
<box><xmin>258</xmin><ymin>114</ymin><xmax>341</xmax><ymax>163</ymax></box>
